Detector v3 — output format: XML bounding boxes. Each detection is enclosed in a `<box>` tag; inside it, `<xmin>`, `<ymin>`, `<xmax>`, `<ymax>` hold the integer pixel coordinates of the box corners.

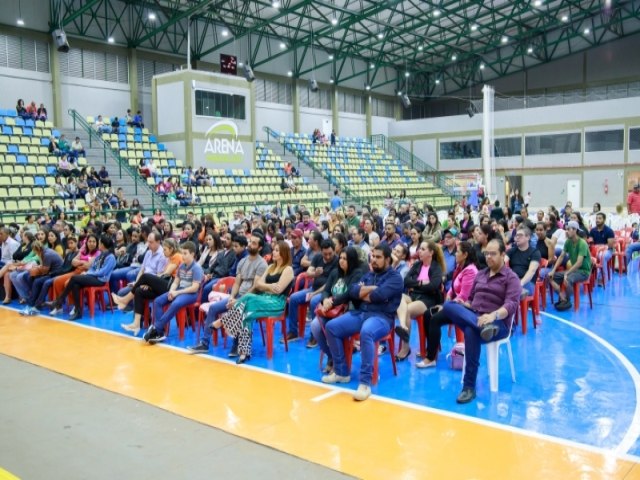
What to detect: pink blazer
<box><xmin>447</xmin><ymin>264</ymin><xmax>479</xmax><ymax>303</ymax></box>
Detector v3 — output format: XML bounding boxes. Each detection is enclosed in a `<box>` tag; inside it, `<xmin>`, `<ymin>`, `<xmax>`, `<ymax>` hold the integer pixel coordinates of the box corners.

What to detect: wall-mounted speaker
<box><xmin>52</xmin><ymin>29</ymin><xmax>70</xmax><ymax>53</ymax></box>
<box><xmin>400</xmin><ymin>93</ymin><xmax>411</xmax><ymax>108</ymax></box>
<box><xmin>243</xmin><ymin>63</ymin><xmax>255</xmax><ymax>82</ymax></box>
<box><xmin>309</xmin><ymin>78</ymin><xmax>319</xmax><ymax>92</ymax></box>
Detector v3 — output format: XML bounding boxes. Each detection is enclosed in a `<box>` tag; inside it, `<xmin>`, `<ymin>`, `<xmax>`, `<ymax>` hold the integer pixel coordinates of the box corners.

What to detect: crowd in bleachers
<box><xmin>16</xmin><ymin>99</ymin><xmax>47</xmax><ymax>122</ymax></box>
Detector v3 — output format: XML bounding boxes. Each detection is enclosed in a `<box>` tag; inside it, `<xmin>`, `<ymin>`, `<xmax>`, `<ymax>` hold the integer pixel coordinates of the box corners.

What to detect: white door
<box><xmin>567</xmin><ymin>180</ymin><xmax>581</xmax><ymax>208</ymax></box>
<box><xmin>322</xmin><ymin>119</ymin><xmax>332</xmax><ymax>137</ymax></box>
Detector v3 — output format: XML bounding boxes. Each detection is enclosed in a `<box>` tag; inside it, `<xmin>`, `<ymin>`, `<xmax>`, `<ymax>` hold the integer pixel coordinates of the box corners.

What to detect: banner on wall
<box><xmin>204</xmin><ymin>120</ymin><xmax>245</xmax><ymax>163</ymax></box>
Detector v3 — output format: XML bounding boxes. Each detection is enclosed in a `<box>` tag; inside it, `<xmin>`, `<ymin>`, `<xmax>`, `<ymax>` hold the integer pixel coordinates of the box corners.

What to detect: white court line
<box><xmin>310</xmin><ymin>389</ymin><xmax>341</xmax><ymax>402</ymax></box>
<box><xmin>6</xmin><ymin>306</ymin><xmax>640</xmax><ymax>464</ymax></box>
<box><xmin>540</xmin><ymin>311</ymin><xmax>640</xmax><ymax>456</ymax></box>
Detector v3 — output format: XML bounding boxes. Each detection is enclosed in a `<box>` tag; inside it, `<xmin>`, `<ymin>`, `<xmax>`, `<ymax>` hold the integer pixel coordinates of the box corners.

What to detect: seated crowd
<box><xmin>1</xmin><ymin>190</ymin><xmax>638</xmax><ymax>404</ymax></box>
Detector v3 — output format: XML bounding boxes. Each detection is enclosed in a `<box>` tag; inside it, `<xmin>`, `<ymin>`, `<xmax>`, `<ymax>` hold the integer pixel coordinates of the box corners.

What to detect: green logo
<box><xmin>204</xmin><ymin>120</ymin><xmax>245</xmax><ymax>163</ymax></box>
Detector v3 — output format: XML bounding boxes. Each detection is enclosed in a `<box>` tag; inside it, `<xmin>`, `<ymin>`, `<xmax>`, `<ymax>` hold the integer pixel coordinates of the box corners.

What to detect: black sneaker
<box><xmin>148</xmin><ymin>332</ymin><xmax>167</xmax><ymax>344</ymax></box>
<box><xmin>143</xmin><ymin>326</ymin><xmax>157</xmax><ymax>342</ymax></box>
<box><xmin>187</xmin><ymin>342</ymin><xmax>209</xmax><ymax>354</ymax></box>
<box><xmin>456</xmin><ymin>387</ymin><xmax>476</xmax><ymax>404</ymax></box>
<box><xmin>555</xmin><ymin>300</ymin><xmax>572</xmax><ymax>311</ymax></box>
<box><xmin>306</xmin><ymin>337</ymin><xmax>318</xmax><ymax>348</ymax></box>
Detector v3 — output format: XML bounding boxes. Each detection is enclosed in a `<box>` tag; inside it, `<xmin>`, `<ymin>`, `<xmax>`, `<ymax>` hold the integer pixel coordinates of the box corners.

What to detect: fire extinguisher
<box><xmin>604</xmin><ymin>179</ymin><xmax>609</xmax><ymax>195</ymax></box>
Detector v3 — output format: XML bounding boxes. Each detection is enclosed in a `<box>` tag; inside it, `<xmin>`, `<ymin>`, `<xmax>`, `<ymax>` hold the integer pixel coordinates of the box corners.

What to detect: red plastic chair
<box><xmin>612</xmin><ymin>238</ymin><xmax>627</xmax><ymax>274</ymax></box>
<box><xmin>400</xmin><ymin>314</ymin><xmax>427</xmax><ymax>360</ymax></box>
<box><xmin>517</xmin><ymin>259</ymin><xmax>546</xmax><ymax>334</ymax></box>
<box><xmin>345</xmin><ymin>329</ymin><xmax>397</xmax><ymax>386</ymax></box>
<box><xmin>257</xmin><ymin>304</ymin><xmax>289</xmax><ymax>359</ymax></box>
<box><xmin>571</xmin><ymin>260</ymin><xmax>596</xmax><ymax>312</ymax></box>
<box><xmin>293</xmin><ymin>272</ymin><xmax>313</xmax><ymax>339</ymax></box>
<box><xmin>79</xmin><ymin>282</ymin><xmax>114</xmax><ymax>318</ymax></box>
<box><xmin>196</xmin><ymin>277</ymin><xmax>236</xmax><ymax>345</ymax></box>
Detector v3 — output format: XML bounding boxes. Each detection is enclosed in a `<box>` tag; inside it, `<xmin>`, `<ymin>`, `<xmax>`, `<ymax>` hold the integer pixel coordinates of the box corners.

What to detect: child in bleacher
<box><xmin>37</xmin><ymin>103</ymin><xmax>47</xmax><ymax>121</ymax></box>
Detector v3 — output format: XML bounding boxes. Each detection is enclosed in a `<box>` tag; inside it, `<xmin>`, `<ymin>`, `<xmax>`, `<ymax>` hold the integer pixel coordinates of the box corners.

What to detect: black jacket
<box><xmin>404</xmin><ymin>260</ymin><xmax>444</xmax><ymax>304</ymax></box>
<box><xmin>210</xmin><ymin>249</ymin><xmax>235</xmax><ymax>279</ymax></box>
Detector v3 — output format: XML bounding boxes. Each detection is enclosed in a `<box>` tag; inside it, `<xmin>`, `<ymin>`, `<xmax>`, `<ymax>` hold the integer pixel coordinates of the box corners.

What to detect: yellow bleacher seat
<box><xmin>5</xmin><ymin>200</ymin><xmax>17</xmax><ymax>211</ymax></box>
<box><xmin>14</xmin><ymin>166</ymin><xmax>25</xmax><ymax>175</ymax></box>
<box><xmin>45</xmin><ymin>177</ymin><xmax>55</xmax><ymax>186</ymax></box>
<box><xmin>86</xmin><ymin>116</ymin><xmax>95</xmax><ymax>124</ymax></box>
<box><xmin>5</xmin><ymin>118</ymin><xmax>15</xmax><ymax>126</ymax></box>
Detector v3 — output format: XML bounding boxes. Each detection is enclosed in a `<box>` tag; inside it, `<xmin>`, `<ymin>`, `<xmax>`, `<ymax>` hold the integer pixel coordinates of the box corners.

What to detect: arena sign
<box><xmin>204</xmin><ymin>120</ymin><xmax>245</xmax><ymax>163</ymax></box>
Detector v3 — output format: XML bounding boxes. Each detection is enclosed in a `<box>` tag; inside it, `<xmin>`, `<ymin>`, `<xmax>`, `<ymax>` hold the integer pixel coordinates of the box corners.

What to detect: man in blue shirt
<box><xmin>322</xmin><ymin>244</ymin><xmax>404</xmax><ymax>401</ymax></box>
<box><xmin>330</xmin><ymin>190</ymin><xmax>343</xmax><ymax>211</ymax></box>
<box><xmin>144</xmin><ymin>241</ymin><xmax>204</xmax><ymax>344</ymax></box>
<box><xmin>588</xmin><ymin>212</ymin><xmax>615</xmax><ymax>283</ymax></box>
<box><xmin>442</xmin><ymin>228</ymin><xmax>457</xmax><ymax>290</ymax></box>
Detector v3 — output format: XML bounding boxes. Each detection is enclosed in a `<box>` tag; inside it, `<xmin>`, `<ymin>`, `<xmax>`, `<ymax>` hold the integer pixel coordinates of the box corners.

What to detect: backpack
<box><xmin>447</xmin><ymin>342</ymin><xmax>465</xmax><ymax>370</ymax></box>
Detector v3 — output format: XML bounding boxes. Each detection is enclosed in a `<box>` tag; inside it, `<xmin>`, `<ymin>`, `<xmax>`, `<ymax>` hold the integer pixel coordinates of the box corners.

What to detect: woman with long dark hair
<box><xmin>311</xmin><ymin>246</ymin><xmax>366</xmax><ymax>373</ymax></box>
<box><xmin>417</xmin><ymin>241</ymin><xmax>479</xmax><ymax>368</ymax></box>
<box><xmin>395</xmin><ymin>241</ymin><xmax>446</xmax><ymax>361</ymax></box>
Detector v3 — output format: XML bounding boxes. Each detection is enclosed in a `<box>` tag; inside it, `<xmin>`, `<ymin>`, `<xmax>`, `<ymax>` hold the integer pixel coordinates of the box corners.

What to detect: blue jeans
<box><xmin>109</xmin><ymin>267</ymin><xmax>134</xmax><ymax>293</ymax></box>
<box><xmin>443</xmin><ymin>302</ymin><xmax>509</xmax><ymax>390</ymax></box>
<box><xmin>522</xmin><ymin>281</ymin><xmax>535</xmax><ymax>296</ymax></box>
<box><xmin>27</xmin><ymin>276</ymin><xmax>51</xmax><ymax>307</ymax></box>
<box><xmin>600</xmin><ymin>249</ymin><xmax>613</xmax><ymax>282</ymax></box>
<box><xmin>286</xmin><ymin>288</ymin><xmax>322</xmax><ymax>336</ymax></box>
<box><xmin>626</xmin><ymin>242</ymin><xmax>640</xmax><ymax>266</ymax></box>
<box><xmin>32</xmin><ymin>277</ymin><xmax>55</xmax><ymax>307</ymax></box>
<box><xmin>325</xmin><ymin>311</ymin><xmax>393</xmax><ymax>386</ymax></box>
<box><xmin>153</xmin><ymin>291</ymin><xmax>199</xmax><ymax>332</ymax></box>
<box><xmin>200</xmin><ymin>277</ymin><xmax>221</xmax><ymax>304</ymax></box>
<box><xmin>310</xmin><ymin>316</ymin><xmax>330</xmax><ymax>359</ymax></box>
<box><xmin>11</xmin><ymin>270</ymin><xmax>32</xmax><ymax>301</ymax></box>
<box><xmin>202</xmin><ymin>299</ymin><xmax>229</xmax><ymax>346</ymax></box>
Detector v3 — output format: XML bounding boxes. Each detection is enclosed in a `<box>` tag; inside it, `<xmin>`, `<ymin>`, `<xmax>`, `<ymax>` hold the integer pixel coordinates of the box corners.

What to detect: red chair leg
<box><xmin>416</xmin><ymin>315</ymin><xmax>426</xmax><ymax>360</ymax></box>
<box><xmin>297</xmin><ymin>304</ymin><xmax>308</xmax><ymax>339</ymax></box>
<box><xmin>573</xmin><ymin>284</ymin><xmax>580</xmax><ymax>311</ymax></box>
<box><xmin>281</xmin><ymin>316</ymin><xmax>288</xmax><ymax>352</ymax></box>
<box><xmin>266</xmin><ymin>319</ymin><xmax>274</xmax><ymax>359</ymax></box>
<box><xmin>455</xmin><ymin>326</ymin><xmax>464</xmax><ymax>343</ymax></box>
<box><xmin>87</xmin><ymin>290</ymin><xmax>95</xmax><ymax>317</ymax></box>
<box><xmin>176</xmin><ymin>310</ymin><xmax>186</xmax><ymax>340</ymax></box>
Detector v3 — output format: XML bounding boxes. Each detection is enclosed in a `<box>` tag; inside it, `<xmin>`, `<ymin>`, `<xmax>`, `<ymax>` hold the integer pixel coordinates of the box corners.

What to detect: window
<box><xmin>255</xmin><ymin>78</ymin><xmax>292</xmax><ymax>105</ymax></box>
<box><xmin>59</xmin><ymin>48</ymin><xmax>128</xmax><ymax>83</ymax></box>
<box><xmin>0</xmin><ymin>33</ymin><xmax>49</xmax><ymax>73</ymax></box>
<box><xmin>525</xmin><ymin>133</ymin><xmax>581</xmax><ymax>155</ymax></box>
<box><xmin>494</xmin><ymin>137</ymin><xmax>521</xmax><ymax>157</ymax></box>
<box><xmin>440</xmin><ymin>140</ymin><xmax>481</xmax><ymax>159</ymax></box>
<box><xmin>585</xmin><ymin>129</ymin><xmax>624</xmax><ymax>152</ymax></box>
<box><xmin>137</xmin><ymin>59</ymin><xmax>179</xmax><ymax>89</ymax></box>
<box><xmin>372</xmin><ymin>98</ymin><xmax>394</xmax><ymax>118</ymax></box>
<box><xmin>338</xmin><ymin>92</ymin><xmax>365</xmax><ymax>114</ymax></box>
<box><xmin>630</xmin><ymin>128</ymin><xmax>640</xmax><ymax>150</ymax></box>
<box><xmin>300</xmin><ymin>86</ymin><xmax>331</xmax><ymax>110</ymax></box>
<box><xmin>195</xmin><ymin>90</ymin><xmax>246</xmax><ymax>120</ymax></box>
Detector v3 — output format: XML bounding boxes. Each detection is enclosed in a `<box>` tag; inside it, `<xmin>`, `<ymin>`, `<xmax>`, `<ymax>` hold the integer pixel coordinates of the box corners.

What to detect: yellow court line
<box><xmin>0</xmin><ymin>311</ymin><xmax>637</xmax><ymax>480</ymax></box>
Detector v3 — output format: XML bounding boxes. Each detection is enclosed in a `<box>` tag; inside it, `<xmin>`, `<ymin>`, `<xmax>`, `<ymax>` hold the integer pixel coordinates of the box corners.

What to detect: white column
<box><xmin>482</xmin><ymin>85</ymin><xmax>496</xmax><ymax>200</ymax></box>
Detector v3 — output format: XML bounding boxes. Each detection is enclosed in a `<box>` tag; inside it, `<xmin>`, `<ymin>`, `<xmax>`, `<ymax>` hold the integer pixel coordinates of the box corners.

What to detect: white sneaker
<box><xmin>50</xmin><ymin>307</ymin><xmax>62</xmax><ymax>315</ymax></box>
<box><xmin>321</xmin><ymin>372</ymin><xmax>351</xmax><ymax>384</ymax></box>
<box><xmin>353</xmin><ymin>384</ymin><xmax>371</xmax><ymax>401</ymax></box>
<box><xmin>69</xmin><ymin>307</ymin><xmax>76</xmax><ymax>317</ymax></box>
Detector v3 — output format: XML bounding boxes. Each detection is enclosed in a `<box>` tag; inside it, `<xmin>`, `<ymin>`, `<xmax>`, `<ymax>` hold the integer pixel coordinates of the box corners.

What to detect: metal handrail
<box><xmin>67</xmin><ymin>109</ymin><xmax>176</xmax><ymax>217</ymax></box>
<box><xmin>264</xmin><ymin>127</ymin><xmax>363</xmax><ymax>206</ymax></box>
<box><xmin>369</xmin><ymin>134</ymin><xmax>460</xmax><ymax>198</ymax></box>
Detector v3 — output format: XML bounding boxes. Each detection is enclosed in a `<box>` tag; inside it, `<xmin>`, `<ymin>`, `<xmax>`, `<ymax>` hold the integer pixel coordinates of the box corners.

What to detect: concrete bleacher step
<box><xmin>59</xmin><ymin>127</ymin><xmax>155</xmax><ymax>210</ymax></box>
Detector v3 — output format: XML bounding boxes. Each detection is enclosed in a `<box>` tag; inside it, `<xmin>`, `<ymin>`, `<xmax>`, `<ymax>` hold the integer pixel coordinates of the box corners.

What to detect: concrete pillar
<box><xmin>49</xmin><ymin>42</ymin><xmax>62</xmax><ymax>126</ymax></box>
<box><xmin>128</xmin><ymin>48</ymin><xmax>139</xmax><ymax>111</ymax></box>
<box><xmin>365</xmin><ymin>94</ymin><xmax>372</xmax><ymax>138</ymax></box>
<box><xmin>292</xmin><ymin>79</ymin><xmax>300</xmax><ymax>132</ymax></box>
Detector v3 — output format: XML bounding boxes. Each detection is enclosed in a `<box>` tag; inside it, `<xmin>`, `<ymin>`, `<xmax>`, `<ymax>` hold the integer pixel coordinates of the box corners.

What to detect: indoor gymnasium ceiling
<box><xmin>51</xmin><ymin>0</ymin><xmax>640</xmax><ymax>96</ymax></box>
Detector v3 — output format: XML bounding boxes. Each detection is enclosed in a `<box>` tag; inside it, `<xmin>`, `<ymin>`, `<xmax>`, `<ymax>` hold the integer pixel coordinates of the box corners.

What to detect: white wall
<box><xmin>339</xmin><ymin>113</ymin><xmax>366</xmax><ymax>138</ymax></box>
<box><xmin>156</xmin><ymin>82</ymin><xmax>185</xmax><ymax>135</ymax></box>
<box><xmin>300</xmin><ymin>107</ymin><xmax>331</xmax><ymax>136</ymax></box>
<box><xmin>60</xmin><ymin>76</ymin><xmax>131</xmax><ymax>128</ymax></box>
<box><xmin>413</xmin><ymin>139</ymin><xmax>437</xmax><ymax>169</ymax></box>
<box><xmin>583</xmin><ymin>169</ymin><xmax>625</xmax><ymax>208</ymax></box>
<box><xmin>371</xmin><ymin>115</ymin><xmax>391</xmax><ymax>136</ymax></box>
<box><xmin>255</xmin><ymin>102</ymin><xmax>293</xmax><ymax>136</ymax></box>
<box><xmin>140</xmin><ymin>90</ymin><xmax>153</xmax><ymax>132</ymax></box>
<box><xmin>0</xmin><ymin>67</ymin><xmax>53</xmax><ymax>116</ymax></box>
<box><xmin>524</xmin><ymin>173</ymin><xmax>581</xmax><ymax>210</ymax></box>
<box><xmin>584</xmin><ymin>151</ymin><xmax>624</xmax><ymax>166</ymax></box>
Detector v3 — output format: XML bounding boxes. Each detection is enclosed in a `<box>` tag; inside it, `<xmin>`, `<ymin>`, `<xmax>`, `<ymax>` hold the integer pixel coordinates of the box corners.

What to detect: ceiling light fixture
<box><xmin>279</xmin><ymin>42</ymin><xmax>286</xmax><ymax>49</ymax></box>
<box><xmin>583</xmin><ymin>27</ymin><xmax>590</xmax><ymax>34</ymax></box>
<box><xmin>328</xmin><ymin>54</ymin><xmax>334</xmax><ymax>60</ymax></box>
<box><xmin>471</xmin><ymin>24</ymin><xmax>478</xmax><ymax>31</ymax></box>
<box><xmin>534</xmin><ymin>0</ymin><xmax>542</xmax><ymax>6</ymax></box>
<box><xmin>418</xmin><ymin>45</ymin><xmax>423</xmax><ymax>51</ymax></box>
<box><xmin>148</xmin><ymin>12</ymin><xmax>156</xmax><ymax>21</ymax></box>
<box><xmin>365</xmin><ymin>84</ymin><xmax>371</xmax><ymax>91</ymax></box>
<box><xmin>272</xmin><ymin>1</ymin><xmax>281</xmax><ymax>8</ymax></box>
<box><xmin>108</xmin><ymin>37</ymin><xmax>115</xmax><ymax>44</ymax></box>
<box><xmin>561</xmin><ymin>15</ymin><xmax>569</xmax><ymax>22</ymax></box>
<box><xmin>16</xmin><ymin>18</ymin><xmax>24</xmax><ymax>26</ymax></box>
<box><xmin>452</xmin><ymin>54</ymin><xmax>457</xmax><ymax>61</ymax></box>
<box><xmin>370</xmin><ymin>63</ymin><xmax>375</xmax><ymax>69</ymax></box>
<box><xmin>329</xmin><ymin>77</ymin><xmax>334</xmax><ymax>84</ymax></box>
<box><xmin>501</xmin><ymin>36</ymin><xmax>508</xmax><ymax>44</ymax></box>
<box><xmin>331</xmin><ymin>17</ymin><xmax>338</xmax><ymax>26</ymax></box>
<box><xmin>527</xmin><ymin>46</ymin><xmax>533</xmax><ymax>53</ymax></box>
<box><xmin>397</xmin><ymin>91</ymin><xmax>402</xmax><ymax>96</ymax></box>
<box><xmin>404</xmin><ymin>71</ymin><xmax>410</xmax><ymax>77</ymax></box>
<box><xmin>221</xmin><ymin>29</ymin><xmax>229</xmax><ymax>37</ymax></box>
<box><xmin>377</xmin><ymin>32</ymin><xmax>384</xmax><ymax>40</ymax></box>
<box><xmin>287</xmin><ymin>70</ymin><xmax>293</xmax><ymax>77</ymax></box>
<box><xmin>479</xmin><ymin>62</ymin><xmax>485</xmax><ymax>70</ymax></box>
<box><xmin>433</xmin><ymin>9</ymin><xmax>441</xmax><ymax>17</ymax></box>
<box><xmin>435</xmin><ymin>79</ymin><xmax>440</xmax><ymax>84</ymax></box>
<box><xmin>238</xmin><ymin>61</ymin><xmax>244</xmax><ymax>67</ymax></box>
<box><xmin>17</xmin><ymin>0</ymin><xmax>24</xmax><ymax>26</ymax></box>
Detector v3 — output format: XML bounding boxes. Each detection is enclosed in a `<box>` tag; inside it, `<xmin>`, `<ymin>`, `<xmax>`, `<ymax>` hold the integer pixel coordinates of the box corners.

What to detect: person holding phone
<box><xmin>394</xmin><ymin>241</ymin><xmax>446</xmax><ymax>361</ymax></box>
